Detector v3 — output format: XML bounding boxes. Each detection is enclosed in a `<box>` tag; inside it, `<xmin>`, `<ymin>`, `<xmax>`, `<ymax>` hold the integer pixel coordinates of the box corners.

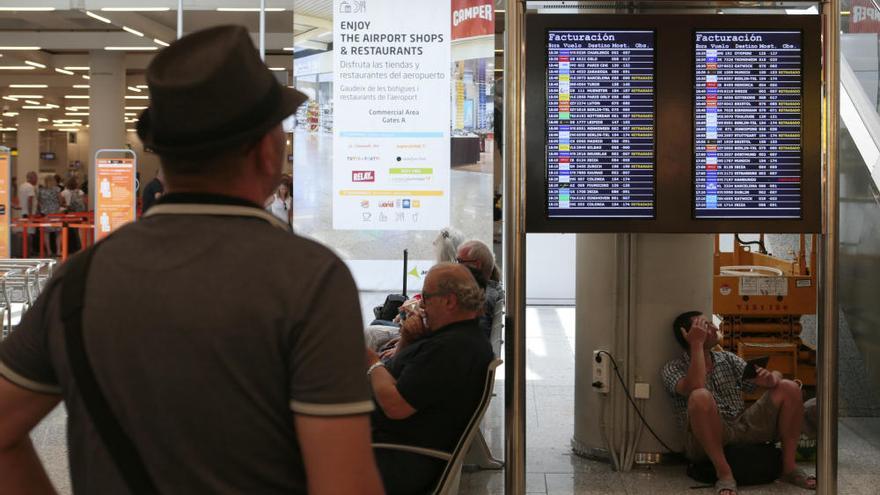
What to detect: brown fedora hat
<box><xmin>137</xmin><ymin>25</ymin><xmax>307</xmax><ymax>157</ymax></box>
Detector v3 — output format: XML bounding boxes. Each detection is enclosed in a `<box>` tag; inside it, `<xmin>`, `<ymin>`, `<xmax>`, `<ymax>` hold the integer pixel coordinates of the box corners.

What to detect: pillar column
<box><xmin>17</xmin><ymin>110</ymin><xmax>39</xmax><ymax>183</ymax></box>
<box><xmin>88</xmin><ymin>50</ymin><xmax>126</xmax><ymax>204</ymax></box>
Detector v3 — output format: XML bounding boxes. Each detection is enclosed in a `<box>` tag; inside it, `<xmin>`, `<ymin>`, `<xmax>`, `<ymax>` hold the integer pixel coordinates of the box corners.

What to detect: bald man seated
<box><xmin>366</xmin><ymin>263</ymin><xmax>494</xmax><ymax>495</ymax></box>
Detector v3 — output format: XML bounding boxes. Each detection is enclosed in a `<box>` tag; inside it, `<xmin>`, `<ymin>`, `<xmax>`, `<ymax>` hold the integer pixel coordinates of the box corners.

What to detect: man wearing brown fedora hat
<box><xmin>0</xmin><ymin>26</ymin><xmax>384</xmax><ymax>495</ymax></box>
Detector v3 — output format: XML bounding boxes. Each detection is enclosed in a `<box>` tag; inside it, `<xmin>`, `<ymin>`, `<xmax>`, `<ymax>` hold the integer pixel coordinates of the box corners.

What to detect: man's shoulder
<box><xmin>714</xmin><ymin>350</ymin><xmax>745</xmax><ymax>366</ymax></box>
<box><xmin>661</xmin><ymin>354</ymin><xmax>688</xmax><ymax>373</ymax></box>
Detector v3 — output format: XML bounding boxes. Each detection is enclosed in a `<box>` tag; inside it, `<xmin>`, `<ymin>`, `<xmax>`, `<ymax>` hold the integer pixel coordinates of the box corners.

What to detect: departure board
<box><xmin>546</xmin><ymin>30</ymin><xmax>655</xmax><ymax>218</ymax></box>
<box><xmin>694</xmin><ymin>31</ymin><xmax>803</xmax><ymax>219</ymax></box>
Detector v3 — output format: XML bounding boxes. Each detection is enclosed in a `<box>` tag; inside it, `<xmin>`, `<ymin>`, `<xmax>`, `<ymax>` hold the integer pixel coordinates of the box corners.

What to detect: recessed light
<box><xmin>73</xmin><ymin>84</ymin><xmax>90</xmax><ymax>89</ymax></box>
<box><xmin>2</xmin><ymin>112</ymin><xmax>18</xmax><ymax>117</ymax></box>
<box><xmin>37</xmin><ymin>117</ymin><xmax>48</xmax><ymax>122</ymax></box>
<box><xmin>0</xmin><ymin>46</ymin><xmax>41</xmax><ymax>50</ymax></box>
<box><xmin>1</xmin><ymin>96</ymin><xmax>17</xmax><ymax>102</ymax></box>
<box><xmin>123</xmin><ymin>26</ymin><xmax>144</xmax><ymax>37</ymax></box>
<box><xmin>63</xmin><ymin>66</ymin><xmax>89</xmax><ymax>71</ymax></box>
<box><xmin>24</xmin><ymin>100</ymin><xmax>41</xmax><ymax>105</ymax></box>
<box><xmin>0</xmin><ymin>66</ymin><xmax>35</xmax><ymax>70</ymax></box>
<box><xmin>9</xmin><ymin>84</ymin><xmax>47</xmax><ymax>88</ymax></box>
<box><xmin>154</xmin><ymin>39</ymin><xmax>169</xmax><ymax>47</ymax></box>
<box><xmin>216</xmin><ymin>7</ymin><xmax>285</xmax><ymax>12</ymax></box>
<box><xmin>24</xmin><ymin>60</ymin><xmax>45</xmax><ymax>69</ymax></box>
<box><xmin>0</xmin><ymin>128</ymin><xmax>17</xmax><ymax>131</ymax></box>
<box><xmin>0</xmin><ymin>8</ymin><xmax>55</xmax><ymax>12</ymax></box>
<box><xmin>55</xmin><ymin>68</ymin><xmax>74</xmax><ymax>75</ymax></box>
<box><xmin>22</xmin><ymin>105</ymin><xmax>52</xmax><ymax>109</ymax></box>
<box><xmin>65</xmin><ymin>112</ymin><xmax>89</xmax><ymax>116</ymax></box>
<box><xmin>85</xmin><ymin>11</ymin><xmax>112</xmax><ymax>23</ymax></box>
<box><xmin>8</xmin><ymin>95</ymin><xmax>43</xmax><ymax>99</ymax></box>
<box><xmin>101</xmin><ymin>7</ymin><xmax>171</xmax><ymax>12</ymax></box>
<box><xmin>125</xmin><ymin>106</ymin><xmax>147</xmax><ymax>110</ymax></box>
<box><xmin>82</xmin><ymin>75</ymin><xmax>90</xmax><ymax>80</ymax></box>
<box><xmin>135</xmin><ymin>85</ymin><xmax>148</xmax><ymax>89</ymax></box>
<box><xmin>125</xmin><ymin>95</ymin><xmax>149</xmax><ymax>100</ymax></box>
<box><xmin>127</xmin><ymin>86</ymin><xmax>141</xmax><ymax>93</ymax></box>
<box><xmin>104</xmin><ymin>46</ymin><xmax>158</xmax><ymax>51</ymax></box>
<box><xmin>269</xmin><ymin>67</ymin><xmax>286</xmax><ymax>71</ymax></box>
<box><xmin>64</xmin><ymin>95</ymin><xmax>89</xmax><ymax>99</ymax></box>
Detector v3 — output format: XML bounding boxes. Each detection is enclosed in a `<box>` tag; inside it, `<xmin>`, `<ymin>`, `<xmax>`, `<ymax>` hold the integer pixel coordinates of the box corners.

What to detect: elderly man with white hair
<box><xmin>455</xmin><ymin>239</ymin><xmax>504</xmax><ymax>339</ymax></box>
<box><xmin>366</xmin><ymin>263</ymin><xmax>493</xmax><ymax>495</ymax></box>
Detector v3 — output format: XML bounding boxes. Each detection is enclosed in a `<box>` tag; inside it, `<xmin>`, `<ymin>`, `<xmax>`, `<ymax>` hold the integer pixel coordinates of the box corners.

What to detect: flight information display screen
<box><xmin>694</xmin><ymin>31</ymin><xmax>803</xmax><ymax>219</ymax></box>
<box><xmin>546</xmin><ymin>30</ymin><xmax>655</xmax><ymax>218</ymax></box>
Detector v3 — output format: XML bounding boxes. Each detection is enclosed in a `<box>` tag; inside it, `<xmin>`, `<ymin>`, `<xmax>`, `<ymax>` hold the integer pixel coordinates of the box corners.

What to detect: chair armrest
<box><xmin>372</xmin><ymin>443</ymin><xmax>453</xmax><ymax>461</ymax></box>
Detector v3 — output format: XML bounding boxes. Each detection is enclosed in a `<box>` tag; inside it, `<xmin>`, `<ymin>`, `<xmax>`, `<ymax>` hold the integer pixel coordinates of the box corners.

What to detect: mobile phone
<box><xmin>742</xmin><ymin>356</ymin><xmax>770</xmax><ymax>380</ymax></box>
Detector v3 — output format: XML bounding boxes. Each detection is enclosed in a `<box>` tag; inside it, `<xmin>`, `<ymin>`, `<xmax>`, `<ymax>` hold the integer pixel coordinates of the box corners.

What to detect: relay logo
<box><xmin>352</xmin><ymin>170</ymin><xmax>375</xmax><ymax>182</ymax></box>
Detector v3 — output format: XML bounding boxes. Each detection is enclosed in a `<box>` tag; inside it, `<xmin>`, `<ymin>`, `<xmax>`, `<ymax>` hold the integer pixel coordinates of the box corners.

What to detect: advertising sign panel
<box><xmin>94</xmin><ymin>150</ymin><xmax>136</xmax><ymax>241</ymax></box>
<box><xmin>0</xmin><ymin>151</ymin><xmax>9</xmax><ymax>257</ymax></box>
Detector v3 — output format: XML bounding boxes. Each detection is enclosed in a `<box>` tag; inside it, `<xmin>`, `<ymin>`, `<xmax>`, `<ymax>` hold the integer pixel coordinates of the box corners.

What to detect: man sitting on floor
<box><xmin>366</xmin><ymin>263</ymin><xmax>493</xmax><ymax>495</ymax></box>
<box><xmin>660</xmin><ymin>311</ymin><xmax>817</xmax><ymax>495</ymax></box>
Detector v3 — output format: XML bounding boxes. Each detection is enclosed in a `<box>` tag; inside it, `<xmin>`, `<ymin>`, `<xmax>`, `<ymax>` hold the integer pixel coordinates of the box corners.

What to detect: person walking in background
<box><xmin>61</xmin><ymin>177</ymin><xmax>86</xmax><ymax>254</ymax></box>
<box><xmin>267</xmin><ymin>180</ymin><xmax>292</xmax><ymax>225</ymax></box>
<box><xmin>37</xmin><ymin>175</ymin><xmax>63</xmax><ymax>257</ymax></box>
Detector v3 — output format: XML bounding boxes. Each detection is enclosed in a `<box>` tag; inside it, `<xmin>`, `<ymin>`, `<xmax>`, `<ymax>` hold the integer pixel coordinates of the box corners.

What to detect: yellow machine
<box><xmin>713</xmin><ymin>234</ymin><xmax>818</xmax><ymax>399</ymax></box>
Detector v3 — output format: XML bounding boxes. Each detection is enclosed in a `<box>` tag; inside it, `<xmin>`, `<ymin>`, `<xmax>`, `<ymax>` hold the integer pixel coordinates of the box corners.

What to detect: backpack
<box><xmin>686</xmin><ymin>443</ymin><xmax>782</xmax><ymax>486</ymax></box>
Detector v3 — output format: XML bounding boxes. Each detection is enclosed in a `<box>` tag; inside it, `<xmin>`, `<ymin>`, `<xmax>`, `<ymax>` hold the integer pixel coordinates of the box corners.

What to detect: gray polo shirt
<box><xmin>0</xmin><ymin>195</ymin><xmax>373</xmax><ymax>494</ymax></box>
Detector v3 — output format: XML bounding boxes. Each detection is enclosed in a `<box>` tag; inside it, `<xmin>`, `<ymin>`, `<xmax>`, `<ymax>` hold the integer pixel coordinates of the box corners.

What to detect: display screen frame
<box><xmin>544</xmin><ymin>28</ymin><xmax>658</xmax><ymax>221</ymax></box>
<box><xmin>524</xmin><ymin>14</ymin><xmax>821</xmax><ymax>233</ymax></box>
<box><xmin>692</xmin><ymin>29</ymin><xmax>805</xmax><ymax>221</ymax></box>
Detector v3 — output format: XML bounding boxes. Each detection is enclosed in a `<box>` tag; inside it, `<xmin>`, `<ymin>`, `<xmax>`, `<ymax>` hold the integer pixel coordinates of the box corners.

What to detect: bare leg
<box><xmin>688</xmin><ymin>388</ymin><xmax>734</xmax><ymax>492</ymax></box>
<box><xmin>770</xmin><ymin>380</ymin><xmax>815</xmax><ymax>488</ymax></box>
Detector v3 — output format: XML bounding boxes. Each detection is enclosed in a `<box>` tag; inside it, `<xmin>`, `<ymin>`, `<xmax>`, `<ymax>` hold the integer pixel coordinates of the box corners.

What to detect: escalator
<box><xmin>836</xmin><ymin>1</ymin><xmax>880</xmax><ymax>412</ymax></box>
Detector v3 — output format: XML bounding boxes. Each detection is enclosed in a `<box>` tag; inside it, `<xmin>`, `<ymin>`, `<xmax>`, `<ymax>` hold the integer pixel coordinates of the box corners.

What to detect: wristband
<box><xmin>367</xmin><ymin>361</ymin><xmax>386</xmax><ymax>377</ymax></box>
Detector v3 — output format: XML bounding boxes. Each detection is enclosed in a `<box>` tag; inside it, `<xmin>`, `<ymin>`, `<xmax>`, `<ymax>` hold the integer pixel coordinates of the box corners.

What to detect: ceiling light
<box><xmin>154</xmin><ymin>38</ymin><xmax>170</xmax><ymax>47</ymax></box>
<box><xmin>9</xmin><ymin>95</ymin><xmax>43</xmax><ymax>99</ymax></box>
<box><xmin>1</xmin><ymin>96</ymin><xmax>17</xmax><ymax>102</ymax></box>
<box><xmin>125</xmin><ymin>95</ymin><xmax>149</xmax><ymax>99</ymax></box>
<box><xmin>124</xmin><ymin>112</ymin><xmax>137</xmax><ymax>116</ymax></box>
<box><xmin>125</xmin><ymin>106</ymin><xmax>147</xmax><ymax>110</ymax></box>
<box><xmin>123</xmin><ymin>26</ymin><xmax>144</xmax><ymax>37</ymax></box>
<box><xmin>127</xmin><ymin>128</ymin><xmax>137</xmax><ymax>132</ymax></box>
<box><xmin>55</xmin><ymin>68</ymin><xmax>74</xmax><ymax>75</ymax></box>
<box><xmin>63</xmin><ymin>66</ymin><xmax>89</xmax><ymax>71</ymax></box>
<box><xmin>269</xmin><ymin>67</ymin><xmax>286</xmax><ymax>71</ymax></box>
<box><xmin>39</xmin><ymin>128</ymin><xmax>46</xmax><ymax>132</ymax></box>
<box><xmin>66</xmin><ymin>106</ymin><xmax>88</xmax><ymax>110</ymax></box>
<box><xmin>22</xmin><ymin>105</ymin><xmax>52</xmax><ymax>109</ymax></box>
<box><xmin>0</xmin><ymin>128</ymin><xmax>17</xmax><ymax>131</ymax></box>
<box><xmin>46</xmin><ymin>103</ymin><xmax>58</xmax><ymax>108</ymax></box>
<box><xmin>2</xmin><ymin>112</ymin><xmax>18</xmax><ymax>117</ymax></box>
<box><xmin>104</xmin><ymin>46</ymin><xmax>158</xmax><ymax>51</ymax></box>
<box><xmin>135</xmin><ymin>85</ymin><xmax>148</xmax><ymax>89</ymax></box>
<box><xmin>0</xmin><ymin>8</ymin><xmax>55</xmax><ymax>12</ymax></box>
<box><xmin>25</xmin><ymin>100</ymin><xmax>41</xmax><ymax>105</ymax></box>
<box><xmin>127</xmin><ymin>86</ymin><xmax>141</xmax><ymax>92</ymax></box>
<box><xmin>0</xmin><ymin>46</ymin><xmax>41</xmax><ymax>50</ymax></box>
<box><xmin>216</xmin><ymin>7</ymin><xmax>286</xmax><ymax>12</ymax></box>
<box><xmin>64</xmin><ymin>95</ymin><xmax>89</xmax><ymax>99</ymax></box>
<box><xmin>37</xmin><ymin>117</ymin><xmax>48</xmax><ymax>122</ymax></box>
<box><xmin>85</xmin><ymin>11</ymin><xmax>112</xmax><ymax>23</ymax></box>
<box><xmin>57</xmin><ymin>128</ymin><xmax>79</xmax><ymax>132</ymax></box>
<box><xmin>24</xmin><ymin>60</ymin><xmax>45</xmax><ymax>69</ymax></box>
<box><xmin>73</xmin><ymin>84</ymin><xmax>89</xmax><ymax>89</ymax></box>
<box><xmin>9</xmin><ymin>84</ymin><xmax>47</xmax><ymax>88</ymax></box>
<box><xmin>0</xmin><ymin>66</ymin><xmax>35</xmax><ymax>70</ymax></box>
<box><xmin>82</xmin><ymin>75</ymin><xmax>90</xmax><ymax>80</ymax></box>
<box><xmin>101</xmin><ymin>7</ymin><xmax>171</xmax><ymax>12</ymax></box>
<box><xmin>65</xmin><ymin>112</ymin><xmax>89</xmax><ymax>116</ymax></box>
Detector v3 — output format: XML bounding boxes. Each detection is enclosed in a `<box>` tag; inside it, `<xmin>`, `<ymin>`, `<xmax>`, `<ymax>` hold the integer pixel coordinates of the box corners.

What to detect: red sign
<box><xmin>352</xmin><ymin>170</ymin><xmax>375</xmax><ymax>182</ymax></box>
<box><xmin>451</xmin><ymin>0</ymin><xmax>493</xmax><ymax>41</ymax></box>
<box><xmin>852</xmin><ymin>0</ymin><xmax>880</xmax><ymax>33</ymax></box>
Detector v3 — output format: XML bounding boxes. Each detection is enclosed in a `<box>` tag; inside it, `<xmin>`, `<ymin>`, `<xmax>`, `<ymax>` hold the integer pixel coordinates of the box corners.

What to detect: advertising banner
<box><xmin>94</xmin><ymin>150</ymin><xmax>136</xmax><ymax>241</ymax></box>
<box><xmin>451</xmin><ymin>0</ymin><xmax>494</xmax><ymax>41</ymax></box>
<box><xmin>0</xmin><ymin>150</ymin><xmax>8</xmax><ymax>258</ymax></box>
<box><xmin>851</xmin><ymin>0</ymin><xmax>880</xmax><ymax>33</ymax></box>
<box><xmin>333</xmin><ymin>0</ymin><xmax>451</xmax><ymax>230</ymax></box>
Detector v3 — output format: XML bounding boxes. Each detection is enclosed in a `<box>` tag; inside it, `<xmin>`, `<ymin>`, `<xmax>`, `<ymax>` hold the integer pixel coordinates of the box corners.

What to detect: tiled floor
<box><xmin>25</xmin><ymin>305</ymin><xmax>880</xmax><ymax>494</ymax></box>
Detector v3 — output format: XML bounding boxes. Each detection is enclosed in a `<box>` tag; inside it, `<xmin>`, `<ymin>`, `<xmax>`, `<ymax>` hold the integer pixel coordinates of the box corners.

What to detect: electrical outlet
<box><xmin>592</xmin><ymin>350</ymin><xmax>609</xmax><ymax>394</ymax></box>
<box><xmin>634</xmin><ymin>382</ymin><xmax>650</xmax><ymax>399</ymax></box>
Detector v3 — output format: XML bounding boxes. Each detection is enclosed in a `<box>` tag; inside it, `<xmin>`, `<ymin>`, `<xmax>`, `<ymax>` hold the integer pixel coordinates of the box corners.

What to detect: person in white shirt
<box><xmin>266</xmin><ymin>181</ymin><xmax>292</xmax><ymax>225</ymax></box>
<box><xmin>17</xmin><ymin>172</ymin><xmax>38</xmax><ymax>252</ymax></box>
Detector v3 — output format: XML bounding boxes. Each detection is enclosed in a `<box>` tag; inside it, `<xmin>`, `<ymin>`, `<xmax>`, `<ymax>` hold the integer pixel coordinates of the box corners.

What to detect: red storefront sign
<box><xmin>451</xmin><ymin>0</ymin><xmax>494</xmax><ymax>41</ymax></box>
<box><xmin>852</xmin><ymin>0</ymin><xmax>880</xmax><ymax>33</ymax></box>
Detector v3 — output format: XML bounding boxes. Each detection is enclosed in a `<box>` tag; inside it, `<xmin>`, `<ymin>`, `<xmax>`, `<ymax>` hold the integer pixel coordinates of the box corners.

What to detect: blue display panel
<box><xmin>694</xmin><ymin>31</ymin><xmax>803</xmax><ymax>219</ymax></box>
<box><xmin>546</xmin><ymin>30</ymin><xmax>656</xmax><ymax>218</ymax></box>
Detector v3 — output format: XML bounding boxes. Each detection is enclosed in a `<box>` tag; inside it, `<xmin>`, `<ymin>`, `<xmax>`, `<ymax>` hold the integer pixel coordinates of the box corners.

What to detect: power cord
<box><xmin>597</xmin><ymin>351</ymin><xmax>680</xmax><ymax>455</ymax></box>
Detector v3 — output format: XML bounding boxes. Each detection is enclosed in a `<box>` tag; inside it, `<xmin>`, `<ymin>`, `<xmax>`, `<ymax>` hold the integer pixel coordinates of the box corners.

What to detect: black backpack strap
<box><xmin>61</xmin><ymin>246</ymin><xmax>159</xmax><ymax>495</ymax></box>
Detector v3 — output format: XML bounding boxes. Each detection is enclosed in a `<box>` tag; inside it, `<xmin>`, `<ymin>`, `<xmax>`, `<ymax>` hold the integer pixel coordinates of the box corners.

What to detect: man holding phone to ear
<box><xmin>660</xmin><ymin>311</ymin><xmax>816</xmax><ymax>495</ymax></box>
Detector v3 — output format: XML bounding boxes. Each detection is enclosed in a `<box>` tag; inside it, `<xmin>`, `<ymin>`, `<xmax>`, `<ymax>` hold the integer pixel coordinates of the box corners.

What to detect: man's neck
<box><xmin>165</xmin><ymin>181</ymin><xmax>269</xmax><ymax>207</ymax></box>
<box><xmin>430</xmin><ymin>313</ymin><xmax>479</xmax><ymax>332</ymax></box>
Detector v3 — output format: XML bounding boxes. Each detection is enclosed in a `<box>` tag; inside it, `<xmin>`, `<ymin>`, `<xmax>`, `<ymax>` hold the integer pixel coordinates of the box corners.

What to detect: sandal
<box><xmin>715</xmin><ymin>478</ymin><xmax>737</xmax><ymax>495</ymax></box>
<box><xmin>781</xmin><ymin>468</ymin><xmax>817</xmax><ymax>490</ymax></box>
